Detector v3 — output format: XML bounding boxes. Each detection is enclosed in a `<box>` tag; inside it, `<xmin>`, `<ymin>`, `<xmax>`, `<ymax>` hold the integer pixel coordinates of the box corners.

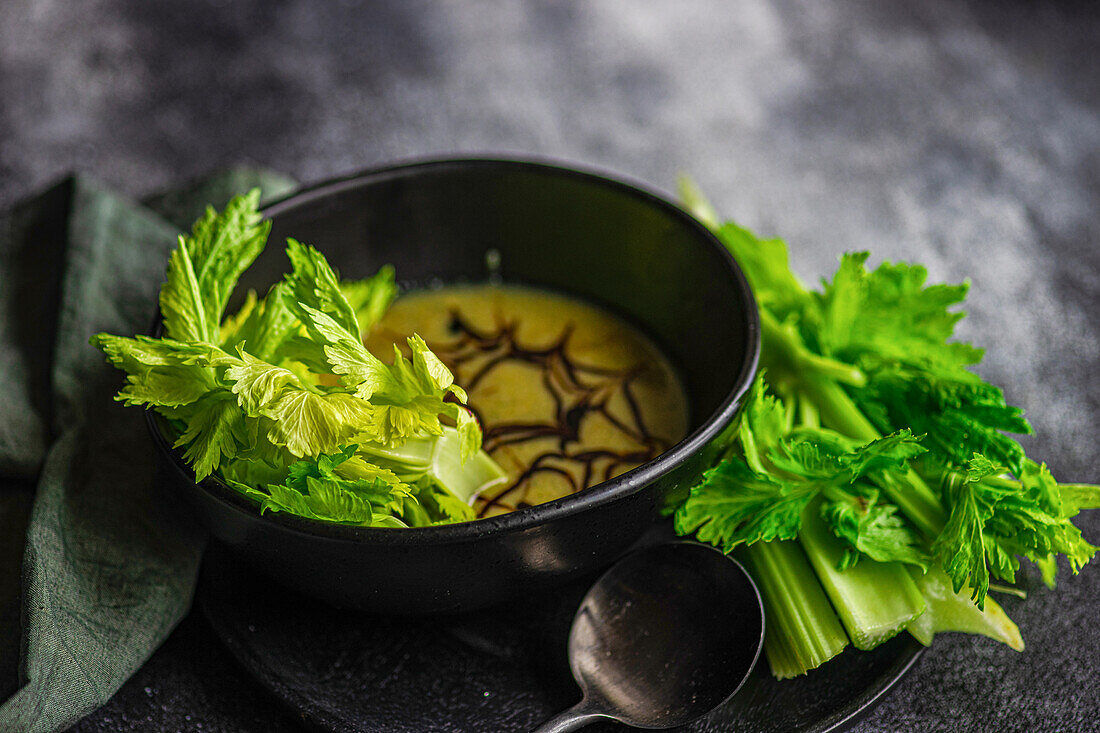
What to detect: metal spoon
<box><xmin>531</xmin><ymin>542</ymin><xmax>765</xmax><ymax>732</ymax></box>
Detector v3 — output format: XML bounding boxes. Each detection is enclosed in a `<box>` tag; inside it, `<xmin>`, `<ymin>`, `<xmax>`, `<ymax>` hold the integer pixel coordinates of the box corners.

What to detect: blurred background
<box><xmin>3</xmin><ymin>0</ymin><xmax>1099</xmax><ymax>475</ymax></box>
<box><xmin>2</xmin><ymin>1</ymin><xmax>1098</xmax><ymax>731</ymax></box>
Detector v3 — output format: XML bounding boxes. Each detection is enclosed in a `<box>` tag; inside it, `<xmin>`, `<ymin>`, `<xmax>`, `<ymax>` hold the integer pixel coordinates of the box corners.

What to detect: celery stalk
<box><xmin>906</xmin><ymin>566</ymin><xmax>1023</xmax><ymax>651</ymax></box>
<box><xmin>760</xmin><ymin>625</ymin><xmax>802</xmax><ymax>681</ymax></box>
<box><xmin>874</xmin><ymin>469</ymin><xmax>948</xmax><ymax>539</ymax></box>
<box><xmin>803</xmin><ymin>373</ymin><xmax>950</xmax><ymax>539</ymax></box>
<box><xmin>429</xmin><ymin>428</ymin><xmax>508</xmax><ymax>503</ymax></box>
<box><xmin>799</xmin><ymin>499</ymin><xmax>926</xmax><ymax>650</ymax></box>
<box><xmin>738</xmin><ymin>540</ymin><xmax>848</xmax><ymax>678</ymax></box>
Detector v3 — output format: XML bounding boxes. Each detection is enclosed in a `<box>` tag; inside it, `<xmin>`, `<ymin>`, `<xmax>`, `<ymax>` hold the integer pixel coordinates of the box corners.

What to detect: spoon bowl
<box><xmin>534</xmin><ymin>542</ymin><xmax>765</xmax><ymax>732</ymax></box>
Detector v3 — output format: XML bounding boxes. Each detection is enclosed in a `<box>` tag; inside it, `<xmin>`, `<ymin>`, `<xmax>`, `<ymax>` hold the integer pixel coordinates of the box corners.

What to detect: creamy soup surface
<box><xmin>366</xmin><ymin>284</ymin><xmax>690</xmax><ymax>517</ymax></box>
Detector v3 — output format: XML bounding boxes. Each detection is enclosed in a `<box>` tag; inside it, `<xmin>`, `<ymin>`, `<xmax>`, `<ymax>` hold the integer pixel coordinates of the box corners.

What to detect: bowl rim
<box><xmin>148</xmin><ymin>154</ymin><xmax>760</xmax><ymax>545</ymax></box>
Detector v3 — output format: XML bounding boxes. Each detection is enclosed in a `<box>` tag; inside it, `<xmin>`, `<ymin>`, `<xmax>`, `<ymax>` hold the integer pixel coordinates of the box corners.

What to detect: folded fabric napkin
<box><xmin>0</xmin><ymin>169</ymin><xmax>297</xmax><ymax>732</ymax></box>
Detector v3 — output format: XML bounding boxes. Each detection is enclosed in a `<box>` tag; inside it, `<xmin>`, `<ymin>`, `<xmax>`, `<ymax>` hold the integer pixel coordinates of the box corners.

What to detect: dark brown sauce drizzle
<box><xmin>429</xmin><ymin>309</ymin><xmax>669</xmax><ymax>517</ymax></box>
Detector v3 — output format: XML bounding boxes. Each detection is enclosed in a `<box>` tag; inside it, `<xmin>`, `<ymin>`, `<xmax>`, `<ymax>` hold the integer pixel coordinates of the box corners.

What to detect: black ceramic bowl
<box><xmin>150</xmin><ymin>157</ymin><xmax>759</xmax><ymax>614</ymax></box>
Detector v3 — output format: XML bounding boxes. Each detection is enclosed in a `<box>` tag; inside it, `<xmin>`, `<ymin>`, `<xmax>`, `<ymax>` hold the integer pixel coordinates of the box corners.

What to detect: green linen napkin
<box><xmin>0</xmin><ymin>169</ymin><xmax>296</xmax><ymax>733</ymax></box>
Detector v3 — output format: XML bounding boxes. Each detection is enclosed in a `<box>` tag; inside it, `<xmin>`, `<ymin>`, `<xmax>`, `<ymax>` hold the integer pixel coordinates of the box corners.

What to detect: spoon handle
<box><xmin>530</xmin><ymin>699</ymin><xmax>610</xmax><ymax>733</ymax></box>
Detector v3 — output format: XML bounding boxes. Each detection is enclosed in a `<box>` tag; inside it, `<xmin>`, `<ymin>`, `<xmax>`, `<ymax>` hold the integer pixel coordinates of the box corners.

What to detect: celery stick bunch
<box><xmin>674</xmin><ymin>180</ymin><xmax>1100</xmax><ymax>678</ymax></box>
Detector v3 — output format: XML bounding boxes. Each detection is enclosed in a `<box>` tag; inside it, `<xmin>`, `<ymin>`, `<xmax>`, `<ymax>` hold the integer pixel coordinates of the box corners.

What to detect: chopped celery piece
<box><xmin>906</xmin><ymin>566</ymin><xmax>1023</xmax><ymax>651</ymax></box>
<box><xmin>430</xmin><ymin>427</ymin><xmax>508</xmax><ymax>504</ymax></box>
<box><xmin>761</xmin><ymin>626</ymin><xmax>802</xmax><ymax>681</ymax></box>
<box><xmin>739</xmin><ymin>540</ymin><xmax>848</xmax><ymax>678</ymax></box>
<box><xmin>357</xmin><ymin>437</ymin><xmax>436</xmax><ymax>471</ymax></box>
<box><xmin>799</xmin><ymin>499</ymin><xmax>925</xmax><ymax>650</ymax></box>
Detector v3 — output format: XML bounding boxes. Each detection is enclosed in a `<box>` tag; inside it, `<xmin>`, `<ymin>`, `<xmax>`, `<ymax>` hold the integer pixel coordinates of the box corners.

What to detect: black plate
<box><xmin>199</xmin><ymin>540</ymin><xmax>923</xmax><ymax>733</ymax></box>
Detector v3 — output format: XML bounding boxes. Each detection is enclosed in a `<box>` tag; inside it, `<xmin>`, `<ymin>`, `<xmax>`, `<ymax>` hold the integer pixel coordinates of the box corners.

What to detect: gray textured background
<box><xmin>2</xmin><ymin>0</ymin><xmax>1099</xmax><ymax>731</ymax></box>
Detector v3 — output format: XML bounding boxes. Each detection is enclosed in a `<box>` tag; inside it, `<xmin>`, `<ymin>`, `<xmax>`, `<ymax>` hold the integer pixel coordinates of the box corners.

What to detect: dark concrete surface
<box><xmin>2</xmin><ymin>1</ymin><xmax>1099</xmax><ymax>731</ymax></box>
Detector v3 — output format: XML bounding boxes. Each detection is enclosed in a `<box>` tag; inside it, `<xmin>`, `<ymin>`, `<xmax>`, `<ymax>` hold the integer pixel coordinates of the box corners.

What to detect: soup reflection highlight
<box><xmin>367</xmin><ymin>285</ymin><xmax>689</xmax><ymax>517</ymax></box>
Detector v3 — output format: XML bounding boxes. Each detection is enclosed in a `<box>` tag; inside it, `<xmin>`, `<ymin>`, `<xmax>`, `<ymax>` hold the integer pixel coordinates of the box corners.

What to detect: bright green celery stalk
<box><xmin>799</xmin><ymin>497</ymin><xmax>925</xmax><ymax>649</ymax></box>
<box><xmin>728</xmin><ymin>252</ymin><xmax>1028</xmax><ymax>649</ymax></box>
<box><xmin>737</xmin><ymin>540</ymin><xmax>848</xmax><ymax>679</ymax></box>
<box><xmin>674</xmin><ymin>374</ymin><xmax>931</xmax><ymax>674</ymax></box>
<box><xmin>676</xmin><ymin>178</ymin><xmax>1071</xmax><ymax>665</ymax></box>
<box><xmin>763</xmin><ymin>309</ymin><xmax>948</xmax><ymax>540</ymax></box>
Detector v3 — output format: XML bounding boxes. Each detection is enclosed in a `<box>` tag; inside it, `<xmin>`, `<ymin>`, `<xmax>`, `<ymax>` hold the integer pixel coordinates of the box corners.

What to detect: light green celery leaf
<box><xmin>259</xmin><ymin>483</ymin><xmax>316</xmax><ymax>517</ymax></box>
<box><xmin>450</xmin><ymin>405</ymin><xmax>482</xmax><ymax>463</ymax></box>
<box><xmin>229</xmin><ymin>413</ymin><xmax>293</xmax><ymax>465</ymax></box>
<box><xmin>262</xmin><ymin>388</ymin><xmax>374</xmax><ymax>458</ymax></box>
<box><xmin>674</xmin><ymin>458</ymin><xmax>814</xmax><ymax>552</ymax></box>
<box><xmin>737</xmin><ymin>372</ymin><xmax>790</xmax><ymax>474</ymax></box>
<box><xmin>821</xmin><ymin>496</ymin><xmax>929</xmax><ymax>571</ymax></box>
<box><xmin>282</xmin><ymin>238</ymin><xmax>361</xmax><ymax>341</ymax></box>
<box><xmin>982</xmin><ymin>535</ymin><xmax>1020</xmax><ymax>584</ymax></box>
<box><xmin>219</xmin><ymin>289</ymin><xmax>258</xmax><ymax>344</ymax></box>
<box><xmin>407</xmin><ymin>334</ymin><xmax>456</xmax><ymax>392</ymax></box>
<box><xmin>802</xmin><ymin>252</ymin><xmax>1031</xmax><ymax>474</ymax></box>
<box><xmin>1017</xmin><ymin>459</ymin><xmax>1065</xmax><ymax>517</ymax></box>
<box><xmin>340</xmin><ymin>264</ymin><xmax>398</xmax><ymax>334</ymax></box>
<box><xmin>415</xmin><ymin>478</ymin><xmax>478</xmax><ymax>525</ymax></box>
<box><xmin>258</xmin><ymin>446</ymin><xmax>415</xmax><ymax>525</ymax></box>
<box><xmin>987</xmin><ymin>462</ymin><xmax>1097</xmax><ymax>577</ymax></box>
<box><xmin>359</xmin><ymin>398</ymin><xmax>449</xmax><ymax>447</ymax></box>
<box><xmin>284</xmin><ymin>444</ymin><xmax>357</xmax><ymax>487</ymax></box>
<box><xmin>93</xmin><ymin>333</ymin><xmax>212</xmax><ymax>368</ymax></box>
<box><xmin>219</xmin><ymin>349</ymin><xmax>302</xmax><ymax>415</ymax></box>
<box><xmin>379</xmin><ymin>338</ymin><xmax>465</xmax><ymax>404</ymax></box>
<box><xmin>336</xmin><ymin>453</ymin><xmax>416</xmax><ymax>486</ymax></box>
<box><xmin>160</xmin><ymin>189</ymin><xmax>270</xmax><ymax>343</ymax></box>
<box><xmin>932</xmin><ymin>454</ymin><xmax>1097</xmax><ymax>608</ymax></box>
<box><xmin>302</xmin><ymin>477</ymin><xmax>374</xmax><ymax>523</ymax></box>
<box><xmin>678</xmin><ymin>374</ymin><xmax>927</xmax><ymax>565</ymax></box>
<box><xmin>767</xmin><ymin>429</ymin><xmax>925</xmax><ymax>487</ymax></box>
<box><xmin>854</xmin><ymin>369</ymin><xmax>1031</xmax><ymax>474</ymax></box>
<box><xmin>1034</xmin><ymin>554</ymin><xmax>1059</xmax><ymax>589</ymax></box>
<box><xmin>345</xmin><ymin>476</ymin><xmax>414</xmax><ymax>518</ymax></box>
<box><xmin>331</xmin><ymin>335</ymin><xmax>467</xmax><ymax>447</ymax></box>
<box><xmin>765</xmin><ymin>428</ymin><xmax>927</xmax><ymax>569</ymax></box>
<box><xmin>91</xmin><ymin>334</ymin><xmax>218</xmax><ymax>408</ymax></box>
<box><xmin>270</xmin><ymin>334</ymin><xmax>332</xmax><ymax>376</ymax></box>
<box><xmin>285</xmin><ymin>445</ymin><xmax>411</xmax><ymax>508</ymax></box>
<box><xmin>712</xmin><ymin>222</ymin><xmax>812</xmax><ymax>320</ymax></box>
<box><xmin>257</xmin><ymin>481</ymin><xmax>377</xmax><ymax>526</ymax></box>
<box><xmin>298</xmin><ymin>304</ymin><xmax>394</xmax><ymax>398</ymax></box>
<box><xmin>221</xmin><ymin>282</ymin><xmax>300</xmax><ymax>361</ymax></box>
<box><xmin>288</xmin><ymin>299</ymin><xmax>467</xmax><ymax>448</ymax></box>
<box><xmin>220</xmin><ymin>458</ymin><xmax>290</xmax><ymax>492</ymax></box>
<box><xmin>173</xmin><ymin>391</ymin><xmax>243</xmax><ymax>480</ymax></box>
<box><xmin>932</xmin><ymin>454</ymin><xmax>1000</xmax><ymax>607</ymax></box>
<box><xmin>833</xmin><ymin>429</ymin><xmax>927</xmax><ymax>476</ymax></box>
<box><xmin>811</xmin><ymin>252</ymin><xmax>867</xmax><ymax>360</ymax></box>
<box><xmin>214</xmin><ymin>344</ymin><xmax>405</xmax><ymax>457</ymax></box>
<box><xmin>809</xmin><ymin>254</ymin><xmax>979</xmax><ymax>374</ymax></box>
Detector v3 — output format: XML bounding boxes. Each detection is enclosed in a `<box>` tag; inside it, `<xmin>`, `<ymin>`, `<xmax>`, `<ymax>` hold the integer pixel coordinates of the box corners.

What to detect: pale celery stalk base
<box><xmin>906</xmin><ymin>566</ymin><xmax>1024</xmax><ymax>651</ymax></box>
